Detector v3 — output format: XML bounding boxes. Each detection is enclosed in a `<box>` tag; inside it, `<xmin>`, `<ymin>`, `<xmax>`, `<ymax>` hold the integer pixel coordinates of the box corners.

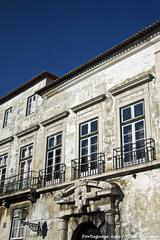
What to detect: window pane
<box><xmin>48</xmin><ymin>137</ymin><xmax>54</xmax><ymax>148</ymax></box>
<box><xmin>55</xmin><ymin>156</ymin><xmax>61</xmax><ymax>164</ymax></box>
<box><xmin>55</xmin><ymin>148</ymin><xmax>61</xmax><ymax>157</ymax></box>
<box><xmin>136</xmin><ymin>130</ymin><xmax>144</xmax><ymax>140</ymax></box>
<box><xmin>56</xmin><ymin>134</ymin><xmax>62</xmax><ymax>145</ymax></box>
<box><xmin>135</xmin><ymin>121</ymin><xmax>144</xmax><ymax>131</ymax></box>
<box><xmin>81</xmin><ymin>124</ymin><xmax>88</xmax><ymax>136</ymax></box>
<box><xmin>91</xmin><ymin>120</ymin><xmax>98</xmax><ymax>132</ymax></box>
<box><xmin>28</xmin><ymin>145</ymin><xmax>33</xmax><ymax>157</ymax></box>
<box><xmin>48</xmin><ymin>151</ymin><xmax>53</xmax><ymax>159</ymax></box>
<box><xmin>91</xmin><ymin>144</ymin><xmax>97</xmax><ymax>153</ymax></box>
<box><xmin>81</xmin><ymin>147</ymin><xmax>88</xmax><ymax>156</ymax></box>
<box><xmin>18</xmin><ymin>227</ymin><xmax>24</xmax><ymax>237</ymax></box>
<box><xmin>123</xmin><ymin>125</ymin><xmax>132</xmax><ymax>134</ymax></box>
<box><xmin>48</xmin><ymin>159</ymin><xmax>53</xmax><ymax>166</ymax></box>
<box><xmin>22</xmin><ymin>148</ymin><xmax>27</xmax><ymax>159</ymax></box>
<box><xmin>124</xmin><ymin>133</ymin><xmax>132</xmax><ymax>143</ymax></box>
<box><xmin>122</xmin><ymin>107</ymin><xmax>131</xmax><ymax>122</ymax></box>
<box><xmin>91</xmin><ymin>136</ymin><xmax>97</xmax><ymax>145</ymax></box>
<box><xmin>134</xmin><ymin>102</ymin><xmax>143</xmax><ymax>117</ymax></box>
<box><xmin>82</xmin><ymin>139</ymin><xmax>88</xmax><ymax>148</ymax></box>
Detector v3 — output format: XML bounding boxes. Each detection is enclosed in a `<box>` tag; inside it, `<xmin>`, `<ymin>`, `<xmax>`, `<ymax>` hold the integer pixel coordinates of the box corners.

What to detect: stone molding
<box><xmin>16</xmin><ymin>125</ymin><xmax>40</xmax><ymax>138</ymax></box>
<box><xmin>41</xmin><ymin>111</ymin><xmax>70</xmax><ymax>127</ymax></box>
<box><xmin>0</xmin><ymin>136</ymin><xmax>14</xmax><ymax>146</ymax></box>
<box><xmin>109</xmin><ymin>73</ymin><xmax>154</xmax><ymax>96</ymax></box>
<box><xmin>71</xmin><ymin>94</ymin><xmax>106</xmax><ymax>113</ymax></box>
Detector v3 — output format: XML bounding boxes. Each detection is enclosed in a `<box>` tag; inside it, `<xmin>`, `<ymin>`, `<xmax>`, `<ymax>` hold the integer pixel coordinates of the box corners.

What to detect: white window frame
<box><xmin>19</xmin><ymin>144</ymin><xmax>33</xmax><ymax>189</ymax></box>
<box><xmin>26</xmin><ymin>95</ymin><xmax>36</xmax><ymax>116</ymax></box>
<box><xmin>46</xmin><ymin>132</ymin><xmax>62</xmax><ymax>184</ymax></box>
<box><xmin>79</xmin><ymin>118</ymin><xmax>98</xmax><ymax>176</ymax></box>
<box><xmin>10</xmin><ymin>209</ymin><xmax>24</xmax><ymax>240</ymax></box>
<box><xmin>3</xmin><ymin>107</ymin><xmax>12</xmax><ymax>127</ymax></box>
<box><xmin>121</xmin><ymin>100</ymin><xmax>146</xmax><ymax>166</ymax></box>
<box><xmin>0</xmin><ymin>154</ymin><xmax>7</xmax><ymax>193</ymax></box>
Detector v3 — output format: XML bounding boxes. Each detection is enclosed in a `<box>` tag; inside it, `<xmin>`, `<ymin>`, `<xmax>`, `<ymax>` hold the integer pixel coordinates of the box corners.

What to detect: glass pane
<box><xmin>124</xmin><ymin>133</ymin><xmax>132</xmax><ymax>144</ymax></box>
<box><xmin>123</xmin><ymin>125</ymin><xmax>132</xmax><ymax>134</ymax></box>
<box><xmin>91</xmin><ymin>136</ymin><xmax>98</xmax><ymax>145</ymax></box>
<box><xmin>91</xmin><ymin>120</ymin><xmax>98</xmax><ymax>132</ymax></box>
<box><xmin>33</xmin><ymin>95</ymin><xmax>36</xmax><ymax>101</ymax></box>
<box><xmin>91</xmin><ymin>144</ymin><xmax>97</xmax><ymax>153</ymax></box>
<box><xmin>136</xmin><ymin>130</ymin><xmax>144</xmax><ymax>140</ymax></box>
<box><xmin>56</xmin><ymin>134</ymin><xmax>62</xmax><ymax>145</ymax></box>
<box><xmin>136</xmin><ymin>139</ymin><xmax>145</xmax><ymax>149</ymax></box>
<box><xmin>81</xmin><ymin>147</ymin><xmax>88</xmax><ymax>156</ymax></box>
<box><xmin>55</xmin><ymin>148</ymin><xmax>61</xmax><ymax>157</ymax></box>
<box><xmin>55</xmin><ymin>156</ymin><xmax>61</xmax><ymax>164</ymax></box>
<box><xmin>28</xmin><ymin>145</ymin><xmax>33</xmax><ymax>157</ymax></box>
<box><xmin>48</xmin><ymin>159</ymin><xmax>53</xmax><ymax>166</ymax></box>
<box><xmin>48</xmin><ymin>151</ymin><xmax>53</xmax><ymax>159</ymax></box>
<box><xmin>12</xmin><ymin>228</ymin><xmax>17</xmax><ymax>238</ymax></box>
<box><xmin>48</xmin><ymin>137</ymin><xmax>54</xmax><ymax>148</ymax></box>
<box><xmin>81</xmin><ymin>124</ymin><xmax>88</xmax><ymax>136</ymax></box>
<box><xmin>124</xmin><ymin>143</ymin><xmax>132</xmax><ymax>153</ymax></box>
<box><xmin>4</xmin><ymin>155</ymin><xmax>7</xmax><ymax>165</ymax></box>
<box><xmin>122</xmin><ymin>107</ymin><xmax>131</xmax><ymax>122</ymax></box>
<box><xmin>21</xmin><ymin>148</ymin><xmax>27</xmax><ymax>159</ymax></box>
<box><xmin>135</xmin><ymin>121</ymin><xmax>144</xmax><ymax>131</ymax></box>
<box><xmin>82</xmin><ymin>139</ymin><xmax>88</xmax><ymax>148</ymax></box>
<box><xmin>18</xmin><ymin>227</ymin><xmax>24</xmax><ymax>237</ymax></box>
<box><xmin>134</xmin><ymin>102</ymin><xmax>143</xmax><ymax>117</ymax></box>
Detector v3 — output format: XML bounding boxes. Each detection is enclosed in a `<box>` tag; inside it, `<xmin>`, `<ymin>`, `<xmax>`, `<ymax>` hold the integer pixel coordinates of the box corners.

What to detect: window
<box><xmin>121</xmin><ymin>100</ymin><xmax>145</xmax><ymax>166</ymax></box>
<box><xmin>3</xmin><ymin>107</ymin><xmax>12</xmax><ymax>127</ymax></box>
<box><xmin>26</xmin><ymin>95</ymin><xmax>36</xmax><ymax>116</ymax></box>
<box><xmin>79</xmin><ymin>118</ymin><xmax>98</xmax><ymax>176</ymax></box>
<box><xmin>46</xmin><ymin>132</ymin><xmax>62</xmax><ymax>184</ymax></box>
<box><xmin>19</xmin><ymin>144</ymin><xmax>33</xmax><ymax>189</ymax></box>
<box><xmin>10</xmin><ymin>209</ymin><xmax>24</xmax><ymax>240</ymax></box>
<box><xmin>0</xmin><ymin>154</ymin><xmax>7</xmax><ymax>194</ymax></box>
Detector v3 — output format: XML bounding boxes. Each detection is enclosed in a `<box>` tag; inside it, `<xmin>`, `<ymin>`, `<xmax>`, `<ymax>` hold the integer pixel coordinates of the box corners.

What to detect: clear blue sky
<box><xmin>0</xmin><ymin>0</ymin><xmax>159</xmax><ymax>96</ymax></box>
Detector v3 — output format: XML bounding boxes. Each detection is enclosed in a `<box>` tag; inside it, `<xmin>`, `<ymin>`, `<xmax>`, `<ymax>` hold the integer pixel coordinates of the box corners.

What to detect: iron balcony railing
<box><xmin>38</xmin><ymin>163</ymin><xmax>66</xmax><ymax>188</ymax></box>
<box><xmin>113</xmin><ymin>138</ymin><xmax>156</xmax><ymax>170</ymax></box>
<box><xmin>0</xmin><ymin>171</ymin><xmax>39</xmax><ymax>196</ymax></box>
<box><xmin>71</xmin><ymin>152</ymin><xmax>105</xmax><ymax>179</ymax></box>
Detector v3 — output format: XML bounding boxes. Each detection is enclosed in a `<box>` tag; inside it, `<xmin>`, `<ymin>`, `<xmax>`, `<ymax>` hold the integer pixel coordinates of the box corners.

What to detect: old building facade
<box><xmin>0</xmin><ymin>21</ymin><xmax>160</xmax><ymax>240</ymax></box>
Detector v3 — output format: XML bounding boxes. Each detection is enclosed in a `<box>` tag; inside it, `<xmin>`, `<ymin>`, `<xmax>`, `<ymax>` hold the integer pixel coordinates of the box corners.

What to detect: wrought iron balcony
<box><xmin>113</xmin><ymin>138</ymin><xmax>156</xmax><ymax>170</ymax></box>
<box><xmin>71</xmin><ymin>152</ymin><xmax>105</xmax><ymax>179</ymax></box>
<box><xmin>0</xmin><ymin>171</ymin><xmax>39</xmax><ymax>197</ymax></box>
<box><xmin>38</xmin><ymin>163</ymin><xmax>66</xmax><ymax>187</ymax></box>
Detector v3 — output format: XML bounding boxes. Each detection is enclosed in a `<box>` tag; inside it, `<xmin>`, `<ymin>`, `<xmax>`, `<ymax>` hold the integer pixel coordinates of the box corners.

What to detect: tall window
<box><xmin>3</xmin><ymin>107</ymin><xmax>12</xmax><ymax>127</ymax></box>
<box><xmin>121</xmin><ymin>100</ymin><xmax>145</xmax><ymax>166</ymax></box>
<box><xmin>79</xmin><ymin>118</ymin><xmax>98</xmax><ymax>176</ymax></box>
<box><xmin>26</xmin><ymin>95</ymin><xmax>36</xmax><ymax>116</ymax></box>
<box><xmin>19</xmin><ymin>144</ymin><xmax>33</xmax><ymax>189</ymax></box>
<box><xmin>0</xmin><ymin>154</ymin><xmax>7</xmax><ymax>194</ymax></box>
<box><xmin>46</xmin><ymin>132</ymin><xmax>62</xmax><ymax>184</ymax></box>
<box><xmin>10</xmin><ymin>209</ymin><xmax>24</xmax><ymax>240</ymax></box>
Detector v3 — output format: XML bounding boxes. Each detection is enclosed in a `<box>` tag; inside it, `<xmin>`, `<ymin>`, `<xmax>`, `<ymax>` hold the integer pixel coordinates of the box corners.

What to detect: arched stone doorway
<box><xmin>71</xmin><ymin>222</ymin><xmax>101</xmax><ymax>240</ymax></box>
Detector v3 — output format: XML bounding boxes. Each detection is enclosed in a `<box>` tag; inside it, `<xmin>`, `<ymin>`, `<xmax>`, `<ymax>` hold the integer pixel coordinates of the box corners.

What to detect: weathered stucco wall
<box><xmin>0</xmin><ymin>33</ymin><xmax>160</xmax><ymax>240</ymax></box>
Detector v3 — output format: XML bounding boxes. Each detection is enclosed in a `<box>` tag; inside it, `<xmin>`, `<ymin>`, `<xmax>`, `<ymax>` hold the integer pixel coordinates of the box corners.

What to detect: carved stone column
<box><xmin>68</xmin><ymin>217</ymin><xmax>77</xmax><ymax>240</ymax></box>
<box><xmin>57</xmin><ymin>218</ymin><xmax>68</xmax><ymax>240</ymax></box>
<box><xmin>105</xmin><ymin>210</ymin><xmax>115</xmax><ymax>237</ymax></box>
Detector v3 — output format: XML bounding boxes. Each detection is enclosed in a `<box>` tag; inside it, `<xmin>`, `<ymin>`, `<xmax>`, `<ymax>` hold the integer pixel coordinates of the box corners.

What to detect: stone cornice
<box><xmin>16</xmin><ymin>125</ymin><xmax>40</xmax><ymax>138</ymax></box>
<box><xmin>41</xmin><ymin>111</ymin><xmax>70</xmax><ymax>127</ymax></box>
<box><xmin>71</xmin><ymin>94</ymin><xmax>106</xmax><ymax>113</ymax></box>
<box><xmin>109</xmin><ymin>73</ymin><xmax>154</xmax><ymax>96</ymax></box>
<box><xmin>0</xmin><ymin>136</ymin><xmax>14</xmax><ymax>146</ymax></box>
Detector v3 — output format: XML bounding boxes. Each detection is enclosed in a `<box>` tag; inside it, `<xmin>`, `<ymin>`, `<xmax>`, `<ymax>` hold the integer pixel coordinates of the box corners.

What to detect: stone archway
<box><xmin>55</xmin><ymin>180</ymin><xmax>124</xmax><ymax>240</ymax></box>
<box><xmin>71</xmin><ymin>222</ymin><xmax>101</xmax><ymax>240</ymax></box>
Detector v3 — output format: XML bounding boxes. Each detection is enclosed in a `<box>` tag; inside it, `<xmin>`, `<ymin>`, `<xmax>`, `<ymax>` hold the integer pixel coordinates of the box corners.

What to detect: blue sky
<box><xmin>0</xmin><ymin>0</ymin><xmax>159</xmax><ymax>96</ymax></box>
